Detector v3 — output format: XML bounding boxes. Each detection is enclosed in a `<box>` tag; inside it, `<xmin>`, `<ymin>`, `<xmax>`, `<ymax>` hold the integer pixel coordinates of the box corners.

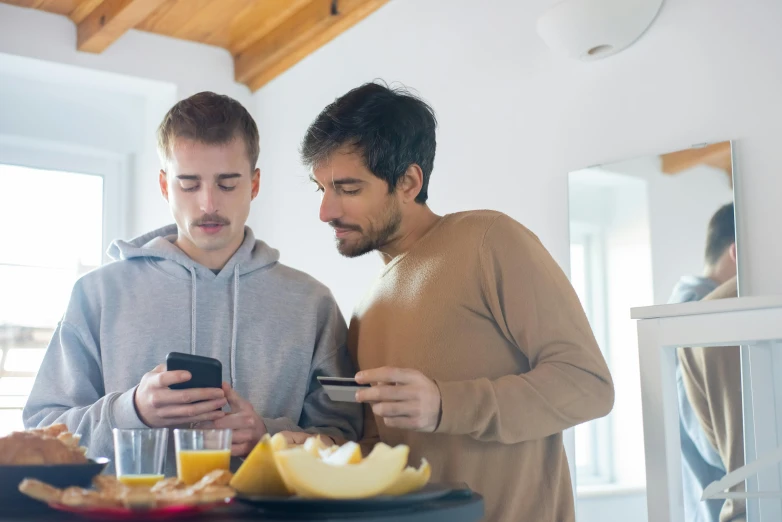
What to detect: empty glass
<box><xmin>112</xmin><ymin>428</ymin><xmax>168</xmax><ymax>488</ymax></box>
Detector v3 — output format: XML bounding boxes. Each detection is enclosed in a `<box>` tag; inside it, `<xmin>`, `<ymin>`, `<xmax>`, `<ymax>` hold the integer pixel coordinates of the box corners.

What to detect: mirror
<box><xmin>568</xmin><ymin>141</ymin><xmax>738</xmax><ymax>519</ymax></box>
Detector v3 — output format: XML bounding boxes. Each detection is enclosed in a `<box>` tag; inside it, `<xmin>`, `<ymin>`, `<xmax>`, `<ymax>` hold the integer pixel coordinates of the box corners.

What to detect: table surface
<box><xmin>0</xmin><ymin>490</ymin><xmax>484</xmax><ymax>522</ymax></box>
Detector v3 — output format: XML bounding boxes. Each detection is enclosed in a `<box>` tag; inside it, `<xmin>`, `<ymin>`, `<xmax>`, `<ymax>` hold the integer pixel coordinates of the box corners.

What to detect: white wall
<box><xmin>249</xmin><ymin>0</ymin><xmax>782</xmax><ymax>520</ymax></box>
<box><xmin>249</xmin><ymin>0</ymin><xmax>782</xmax><ymax>314</ymax></box>
<box><xmin>578</xmin><ymin>491</ymin><xmax>649</xmax><ymax>522</ymax></box>
<box><xmin>0</xmin><ymin>3</ymin><xmax>253</xmax><ymax>238</ymax></box>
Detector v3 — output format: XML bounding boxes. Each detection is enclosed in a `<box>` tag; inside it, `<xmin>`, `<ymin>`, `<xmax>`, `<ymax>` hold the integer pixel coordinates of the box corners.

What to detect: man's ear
<box><xmin>159</xmin><ymin>170</ymin><xmax>169</xmax><ymax>201</ymax></box>
<box><xmin>251</xmin><ymin>168</ymin><xmax>261</xmax><ymax>200</ymax></box>
<box><xmin>398</xmin><ymin>164</ymin><xmax>424</xmax><ymax>203</ymax></box>
<box><xmin>729</xmin><ymin>242</ymin><xmax>737</xmax><ymax>263</ymax></box>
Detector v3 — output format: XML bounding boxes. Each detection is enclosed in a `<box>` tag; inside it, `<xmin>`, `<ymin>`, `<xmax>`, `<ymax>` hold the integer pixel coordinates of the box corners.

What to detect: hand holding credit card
<box><xmin>316</xmin><ymin>376</ymin><xmax>371</xmax><ymax>402</ymax></box>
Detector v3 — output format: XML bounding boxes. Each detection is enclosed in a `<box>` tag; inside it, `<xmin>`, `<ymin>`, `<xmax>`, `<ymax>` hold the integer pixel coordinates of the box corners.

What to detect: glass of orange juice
<box><xmin>174</xmin><ymin>429</ymin><xmax>231</xmax><ymax>485</ymax></box>
<box><xmin>112</xmin><ymin>428</ymin><xmax>167</xmax><ymax>488</ymax></box>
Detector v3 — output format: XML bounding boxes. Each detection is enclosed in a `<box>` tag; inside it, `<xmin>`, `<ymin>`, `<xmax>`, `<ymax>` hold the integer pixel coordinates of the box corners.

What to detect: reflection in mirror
<box><xmin>679</xmin><ymin>342</ymin><xmax>745</xmax><ymax>522</ymax></box>
<box><xmin>568</xmin><ymin>141</ymin><xmax>738</xmax><ymax>521</ymax></box>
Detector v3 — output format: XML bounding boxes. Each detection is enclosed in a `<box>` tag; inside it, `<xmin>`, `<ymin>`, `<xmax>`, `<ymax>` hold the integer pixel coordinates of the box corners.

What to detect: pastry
<box><xmin>0</xmin><ymin>431</ymin><xmax>87</xmax><ymax>465</ymax></box>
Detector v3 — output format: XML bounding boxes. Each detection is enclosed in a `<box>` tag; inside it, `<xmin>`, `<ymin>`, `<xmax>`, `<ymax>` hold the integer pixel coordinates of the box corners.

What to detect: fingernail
<box><xmin>355</xmin><ymin>372</ymin><xmax>363</xmax><ymax>380</ymax></box>
<box><xmin>355</xmin><ymin>391</ymin><xmax>361</xmax><ymax>401</ymax></box>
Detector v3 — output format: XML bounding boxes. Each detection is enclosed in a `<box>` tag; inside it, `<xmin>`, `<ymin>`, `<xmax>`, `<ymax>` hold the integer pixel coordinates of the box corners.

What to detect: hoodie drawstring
<box><xmin>189</xmin><ymin>267</ymin><xmax>197</xmax><ymax>356</ymax></box>
<box><xmin>187</xmin><ymin>266</ymin><xmax>238</xmax><ymax>389</ymax></box>
<box><xmin>230</xmin><ymin>266</ymin><xmax>239</xmax><ymax>388</ymax></box>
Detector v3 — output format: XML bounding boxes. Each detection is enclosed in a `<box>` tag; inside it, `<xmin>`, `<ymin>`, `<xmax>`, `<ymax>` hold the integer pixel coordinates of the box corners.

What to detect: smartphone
<box><xmin>316</xmin><ymin>376</ymin><xmax>371</xmax><ymax>403</ymax></box>
<box><xmin>166</xmin><ymin>352</ymin><xmax>222</xmax><ymax>390</ymax></box>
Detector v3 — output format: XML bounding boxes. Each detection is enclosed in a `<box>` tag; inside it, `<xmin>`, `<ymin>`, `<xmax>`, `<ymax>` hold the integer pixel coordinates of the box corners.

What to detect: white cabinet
<box><xmin>633</xmin><ymin>296</ymin><xmax>782</xmax><ymax>522</ymax></box>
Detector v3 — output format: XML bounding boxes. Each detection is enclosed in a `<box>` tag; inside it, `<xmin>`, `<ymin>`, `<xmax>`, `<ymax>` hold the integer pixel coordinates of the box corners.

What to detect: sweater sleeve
<box><xmin>24</xmin><ymin>316</ymin><xmax>146</xmax><ymax>463</ymax></box>
<box><xmin>435</xmin><ymin>214</ymin><xmax>615</xmax><ymax>443</ymax></box>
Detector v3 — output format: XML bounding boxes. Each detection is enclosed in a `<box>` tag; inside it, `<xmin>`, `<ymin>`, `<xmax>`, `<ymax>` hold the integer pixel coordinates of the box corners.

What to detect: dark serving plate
<box><xmin>236</xmin><ymin>483</ymin><xmax>470</xmax><ymax>515</ymax></box>
<box><xmin>0</xmin><ymin>457</ymin><xmax>110</xmax><ymax>512</ymax></box>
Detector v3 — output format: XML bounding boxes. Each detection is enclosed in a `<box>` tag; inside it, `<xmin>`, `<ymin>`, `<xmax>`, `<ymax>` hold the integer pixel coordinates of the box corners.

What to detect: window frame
<box><xmin>570</xmin><ymin>222</ymin><xmax>615</xmax><ymax>488</ymax></box>
<box><xmin>0</xmin><ymin>134</ymin><xmax>128</xmax><ymax>428</ymax></box>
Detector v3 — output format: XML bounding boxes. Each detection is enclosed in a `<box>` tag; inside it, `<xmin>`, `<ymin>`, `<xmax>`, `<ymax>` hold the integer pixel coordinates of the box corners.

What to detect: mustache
<box><xmin>193</xmin><ymin>214</ymin><xmax>230</xmax><ymax>226</ymax></box>
<box><xmin>329</xmin><ymin>220</ymin><xmax>362</xmax><ymax>232</ymax></box>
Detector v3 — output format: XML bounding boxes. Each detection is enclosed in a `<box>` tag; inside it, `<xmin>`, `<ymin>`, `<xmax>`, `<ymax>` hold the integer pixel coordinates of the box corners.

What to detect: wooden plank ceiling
<box><xmin>1</xmin><ymin>0</ymin><xmax>388</xmax><ymax>91</ymax></box>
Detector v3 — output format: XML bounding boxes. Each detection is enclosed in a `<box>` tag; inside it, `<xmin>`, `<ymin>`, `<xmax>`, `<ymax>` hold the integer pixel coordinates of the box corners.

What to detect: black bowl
<box><xmin>0</xmin><ymin>457</ymin><xmax>110</xmax><ymax>512</ymax></box>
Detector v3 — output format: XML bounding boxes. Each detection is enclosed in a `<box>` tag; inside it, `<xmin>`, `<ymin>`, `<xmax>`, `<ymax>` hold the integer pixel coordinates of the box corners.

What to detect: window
<box><xmin>0</xmin><ymin>138</ymin><xmax>126</xmax><ymax>436</ymax></box>
<box><xmin>571</xmin><ymin>226</ymin><xmax>614</xmax><ymax>486</ymax></box>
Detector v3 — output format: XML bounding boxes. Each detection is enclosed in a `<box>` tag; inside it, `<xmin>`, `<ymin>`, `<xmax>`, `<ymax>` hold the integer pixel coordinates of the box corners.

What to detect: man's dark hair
<box><xmin>157</xmin><ymin>91</ymin><xmax>260</xmax><ymax>169</ymax></box>
<box><xmin>300</xmin><ymin>82</ymin><xmax>437</xmax><ymax>204</ymax></box>
<box><xmin>705</xmin><ymin>202</ymin><xmax>736</xmax><ymax>265</ymax></box>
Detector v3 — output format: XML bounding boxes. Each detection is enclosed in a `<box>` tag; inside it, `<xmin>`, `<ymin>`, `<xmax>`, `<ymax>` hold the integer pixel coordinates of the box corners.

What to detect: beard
<box><xmin>332</xmin><ymin>197</ymin><xmax>402</xmax><ymax>258</ymax></box>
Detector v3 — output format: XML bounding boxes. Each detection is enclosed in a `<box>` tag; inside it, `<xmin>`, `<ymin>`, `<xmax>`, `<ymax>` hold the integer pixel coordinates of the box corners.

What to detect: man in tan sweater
<box><xmin>301</xmin><ymin>82</ymin><xmax>615</xmax><ymax>521</ymax></box>
<box><xmin>679</xmin><ymin>276</ymin><xmax>745</xmax><ymax>522</ymax></box>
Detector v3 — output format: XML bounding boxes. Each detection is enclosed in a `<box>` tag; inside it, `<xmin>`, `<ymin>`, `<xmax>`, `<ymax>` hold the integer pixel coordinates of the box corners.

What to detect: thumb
<box><xmin>223</xmin><ymin>383</ymin><xmax>245</xmax><ymax>411</ymax></box>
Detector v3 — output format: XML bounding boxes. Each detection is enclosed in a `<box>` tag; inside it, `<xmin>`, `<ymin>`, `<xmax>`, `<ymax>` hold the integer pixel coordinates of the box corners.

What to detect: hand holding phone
<box><xmin>165</xmin><ymin>352</ymin><xmax>222</xmax><ymax>390</ymax></box>
<box><xmin>133</xmin><ymin>354</ymin><xmax>226</xmax><ymax>428</ymax></box>
<box><xmin>195</xmin><ymin>383</ymin><xmax>267</xmax><ymax>458</ymax></box>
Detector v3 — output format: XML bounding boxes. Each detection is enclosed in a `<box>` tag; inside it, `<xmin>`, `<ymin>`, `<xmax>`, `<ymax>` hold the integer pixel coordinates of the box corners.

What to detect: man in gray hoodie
<box><xmin>23</xmin><ymin>92</ymin><xmax>362</xmax><ymax>474</ymax></box>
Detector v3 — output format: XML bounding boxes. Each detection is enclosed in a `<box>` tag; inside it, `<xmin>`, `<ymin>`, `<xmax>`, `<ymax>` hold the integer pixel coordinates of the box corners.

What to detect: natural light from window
<box><xmin>0</xmin><ymin>164</ymin><xmax>103</xmax><ymax>435</ymax></box>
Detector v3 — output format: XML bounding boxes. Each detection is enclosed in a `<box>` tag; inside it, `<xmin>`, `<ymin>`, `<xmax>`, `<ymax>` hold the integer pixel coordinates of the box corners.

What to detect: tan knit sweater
<box><xmin>678</xmin><ymin>276</ymin><xmax>745</xmax><ymax>522</ymax></box>
<box><xmin>348</xmin><ymin>211</ymin><xmax>614</xmax><ymax>522</ymax></box>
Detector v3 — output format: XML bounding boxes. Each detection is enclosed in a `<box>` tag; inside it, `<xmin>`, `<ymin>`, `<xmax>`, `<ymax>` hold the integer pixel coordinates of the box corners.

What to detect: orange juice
<box><xmin>118</xmin><ymin>474</ymin><xmax>164</xmax><ymax>488</ymax></box>
<box><xmin>176</xmin><ymin>450</ymin><xmax>231</xmax><ymax>485</ymax></box>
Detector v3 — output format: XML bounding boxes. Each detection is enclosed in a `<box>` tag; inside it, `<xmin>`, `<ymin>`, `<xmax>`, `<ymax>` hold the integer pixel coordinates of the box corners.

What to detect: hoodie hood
<box><xmin>667</xmin><ymin>275</ymin><xmax>719</xmax><ymax>305</ymax></box>
<box><xmin>107</xmin><ymin>224</ymin><xmax>279</xmax><ymax>279</ymax></box>
<box><xmin>106</xmin><ymin>224</ymin><xmax>280</xmax><ymax>386</ymax></box>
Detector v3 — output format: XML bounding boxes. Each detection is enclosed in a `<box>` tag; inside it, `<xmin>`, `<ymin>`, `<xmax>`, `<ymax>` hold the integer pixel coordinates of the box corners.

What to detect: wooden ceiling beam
<box><xmin>660</xmin><ymin>142</ymin><xmax>732</xmax><ymax>175</ymax></box>
<box><xmin>234</xmin><ymin>0</ymin><xmax>388</xmax><ymax>92</ymax></box>
<box><xmin>69</xmin><ymin>0</ymin><xmax>106</xmax><ymax>23</ymax></box>
<box><xmin>76</xmin><ymin>0</ymin><xmax>167</xmax><ymax>53</ymax></box>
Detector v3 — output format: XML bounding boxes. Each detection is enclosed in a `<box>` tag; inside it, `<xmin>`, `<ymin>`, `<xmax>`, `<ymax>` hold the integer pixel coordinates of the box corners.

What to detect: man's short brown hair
<box><xmin>157</xmin><ymin>91</ymin><xmax>260</xmax><ymax>169</ymax></box>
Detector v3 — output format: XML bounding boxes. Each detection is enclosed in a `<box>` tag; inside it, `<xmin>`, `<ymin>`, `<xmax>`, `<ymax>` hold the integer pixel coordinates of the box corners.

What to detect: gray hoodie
<box><xmin>23</xmin><ymin>225</ymin><xmax>362</xmax><ymax>474</ymax></box>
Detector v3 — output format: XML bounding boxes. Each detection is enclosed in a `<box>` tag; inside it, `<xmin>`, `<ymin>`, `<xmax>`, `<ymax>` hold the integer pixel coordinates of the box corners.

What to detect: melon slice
<box><xmin>270</xmin><ymin>433</ymin><xmax>288</xmax><ymax>452</ymax></box>
<box><xmin>320</xmin><ymin>441</ymin><xmax>362</xmax><ymax>466</ymax></box>
<box><xmin>319</xmin><ymin>445</ymin><xmax>339</xmax><ymax>459</ymax></box>
<box><xmin>274</xmin><ymin>443</ymin><xmax>409</xmax><ymax>499</ymax></box>
<box><xmin>302</xmin><ymin>435</ymin><xmax>330</xmax><ymax>457</ymax></box>
<box><xmin>229</xmin><ymin>434</ymin><xmax>290</xmax><ymax>496</ymax></box>
<box><xmin>381</xmin><ymin>458</ymin><xmax>431</xmax><ymax>496</ymax></box>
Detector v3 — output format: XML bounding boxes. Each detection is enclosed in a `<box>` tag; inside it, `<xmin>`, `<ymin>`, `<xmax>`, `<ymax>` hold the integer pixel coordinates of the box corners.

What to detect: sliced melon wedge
<box><xmin>381</xmin><ymin>458</ymin><xmax>431</xmax><ymax>496</ymax></box>
<box><xmin>270</xmin><ymin>432</ymin><xmax>288</xmax><ymax>452</ymax></box>
<box><xmin>320</xmin><ymin>441</ymin><xmax>362</xmax><ymax>466</ymax></box>
<box><xmin>318</xmin><ymin>445</ymin><xmax>339</xmax><ymax>459</ymax></box>
<box><xmin>229</xmin><ymin>434</ymin><xmax>290</xmax><ymax>496</ymax></box>
<box><xmin>274</xmin><ymin>443</ymin><xmax>409</xmax><ymax>499</ymax></box>
<box><xmin>302</xmin><ymin>435</ymin><xmax>330</xmax><ymax>457</ymax></box>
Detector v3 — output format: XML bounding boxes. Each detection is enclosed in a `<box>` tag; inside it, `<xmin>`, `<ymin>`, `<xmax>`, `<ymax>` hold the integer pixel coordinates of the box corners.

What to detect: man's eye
<box><xmin>341</xmin><ymin>188</ymin><xmax>360</xmax><ymax>196</ymax></box>
<box><xmin>181</xmin><ymin>183</ymin><xmax>200</xmax><ymax>192</ymax></box>
<box><xmin>314</xmin><ymin>186</ymin><xmax>324</xmax><ymax>193</ymax></box>
<box><xmin>219</xmin><ymin>185</ymin><xmax>237</xmax><ymax>191</ymax></box>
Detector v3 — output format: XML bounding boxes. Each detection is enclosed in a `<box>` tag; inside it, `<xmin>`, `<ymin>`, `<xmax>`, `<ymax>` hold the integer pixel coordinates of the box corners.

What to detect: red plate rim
<box><xmin>49</xmin><ymin>498</ymin><xmax>233</xmax><ymax>518</ymax></box>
